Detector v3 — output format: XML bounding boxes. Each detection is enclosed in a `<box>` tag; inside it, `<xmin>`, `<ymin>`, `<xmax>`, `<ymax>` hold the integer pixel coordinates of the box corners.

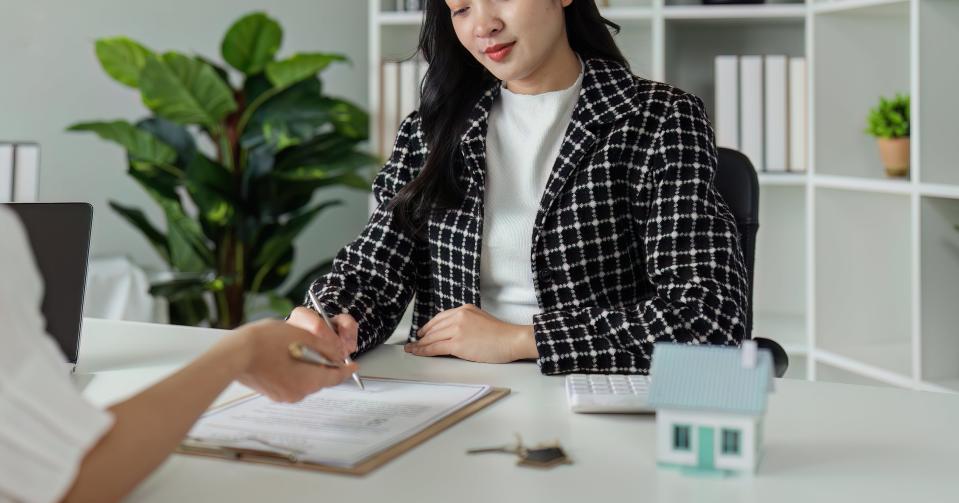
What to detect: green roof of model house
<box><xmin>647</xmin><ymin>342</ymin><xmax>774</xmax><ymax>416</ymax></box>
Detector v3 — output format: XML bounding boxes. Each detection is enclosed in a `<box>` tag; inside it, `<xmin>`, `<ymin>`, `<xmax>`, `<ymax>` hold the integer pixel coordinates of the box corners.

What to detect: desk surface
<box><xmin>78</xmin><ymin>318</ymin><xmax>959</xmax><ymax>503</ymax></box>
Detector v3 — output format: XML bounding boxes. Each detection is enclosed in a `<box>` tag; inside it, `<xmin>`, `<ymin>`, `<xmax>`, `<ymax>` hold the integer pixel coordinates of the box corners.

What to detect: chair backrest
<box><xmin>712</xmin><ymin>148</ymin><xmax>789</xmax><ymax>378</ymax></box>
<box><xmin>713</xmin><ymin>147</ymin><xmax>759</xmax><ymax>338</ymax></box>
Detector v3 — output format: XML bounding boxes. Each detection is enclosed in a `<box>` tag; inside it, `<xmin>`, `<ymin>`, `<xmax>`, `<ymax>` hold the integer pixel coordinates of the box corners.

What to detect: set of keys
<box><xmin>467</xmin><ymin>434</ymin><xmax>572</xmax><ymax>469</ymax></box>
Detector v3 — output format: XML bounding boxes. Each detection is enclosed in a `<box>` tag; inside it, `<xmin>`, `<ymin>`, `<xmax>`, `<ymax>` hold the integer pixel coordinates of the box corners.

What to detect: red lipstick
<box><xmin>484</xmin><ymin>42</ymin><xmax>515</xmax><ymax>62</ymax></box>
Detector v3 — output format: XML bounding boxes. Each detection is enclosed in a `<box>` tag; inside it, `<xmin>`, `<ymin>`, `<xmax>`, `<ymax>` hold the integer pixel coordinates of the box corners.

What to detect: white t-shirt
<box><xmin>0</xmin><ymin>208</ymin><xmax>113</xmax><ymax>503</ymax></box>
<box><xmin>479</xmin><ymin>61</ymin><xmax>584</xmax><ymax>325</ymax></box>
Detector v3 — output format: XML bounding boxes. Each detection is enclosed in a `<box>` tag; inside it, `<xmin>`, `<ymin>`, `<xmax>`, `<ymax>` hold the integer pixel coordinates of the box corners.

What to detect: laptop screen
<box><xmin>4</xmin><ymin>203</ymin><xmax>93</xmax><ymax>364</ymax></box>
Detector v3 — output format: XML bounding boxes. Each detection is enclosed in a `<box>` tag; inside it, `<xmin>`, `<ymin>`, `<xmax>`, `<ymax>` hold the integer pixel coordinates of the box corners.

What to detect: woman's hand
<box><xmin>405</xmin><ymin>304</ymin><xmax>538</xmax><ymax>363</ymax></box>
<box><xmin>287</xmin><ymin>306</ymin><xmax>359</xmax><ymax>354</ymax></box>
<box><xmin>219</xmin><ymin>319</ymin><xmax>358</xmax><ymax>403</ymax></box>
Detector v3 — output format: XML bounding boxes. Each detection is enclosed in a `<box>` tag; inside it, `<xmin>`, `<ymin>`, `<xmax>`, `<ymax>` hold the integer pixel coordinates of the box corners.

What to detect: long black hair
<box><xmin>389</xmin><ymin>0</ymin><xmax>629</xmax><ymax>236</ymax></box>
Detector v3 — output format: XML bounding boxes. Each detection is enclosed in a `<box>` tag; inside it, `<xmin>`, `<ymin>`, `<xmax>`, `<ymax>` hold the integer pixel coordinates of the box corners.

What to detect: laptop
<box><xmin>4</xmin><ymin>202</ymin><xmax>94</xmax><ymax>372</ymax></box>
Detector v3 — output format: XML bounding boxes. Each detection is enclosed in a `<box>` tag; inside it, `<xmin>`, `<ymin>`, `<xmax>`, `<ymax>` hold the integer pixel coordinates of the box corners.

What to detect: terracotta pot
<box><xmin>877</xmin><ymin>137</ymin><xmax>910</xmax><ymax>178</ymax></box>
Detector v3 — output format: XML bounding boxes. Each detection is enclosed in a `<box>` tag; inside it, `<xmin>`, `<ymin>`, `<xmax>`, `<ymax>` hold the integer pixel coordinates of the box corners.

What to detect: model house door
<box><xmin>697</xmin><ymin>426</ymin><xmax>714</xmax><ymax>469</ymax></box>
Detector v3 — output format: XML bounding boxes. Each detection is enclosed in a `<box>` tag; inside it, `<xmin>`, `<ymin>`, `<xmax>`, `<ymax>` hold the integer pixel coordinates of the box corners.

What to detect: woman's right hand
<box><xmin>218</xmin><ymin>319</ymin><xmax>358</xmax><ymax>403</ymax></box>
<box><xmin>287</xmin><ymin>306</ymin><xmax>360</xmax><ymax>354</ymax></box>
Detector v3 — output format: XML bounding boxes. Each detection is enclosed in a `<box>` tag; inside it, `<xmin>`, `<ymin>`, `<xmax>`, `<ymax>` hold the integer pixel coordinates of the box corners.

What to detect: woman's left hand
<box><xmin>405</xmin><ymin>304</ymin><xmax>538</xmax><ymax>363</ymax></box>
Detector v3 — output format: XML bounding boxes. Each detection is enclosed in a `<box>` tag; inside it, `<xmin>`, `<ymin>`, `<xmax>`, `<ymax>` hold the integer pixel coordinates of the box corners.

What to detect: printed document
<box><xmin>186</xmin><ymin>378</ymin><xmax>492</xmax><ymax>467</ymax></box>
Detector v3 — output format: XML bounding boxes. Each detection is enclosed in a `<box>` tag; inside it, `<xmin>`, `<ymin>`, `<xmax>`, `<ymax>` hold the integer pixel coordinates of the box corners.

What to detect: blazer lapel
<box><xmin>532</xmin><ymin>58</ymin><xmax>638</xmax><ymax>252</ymax></box>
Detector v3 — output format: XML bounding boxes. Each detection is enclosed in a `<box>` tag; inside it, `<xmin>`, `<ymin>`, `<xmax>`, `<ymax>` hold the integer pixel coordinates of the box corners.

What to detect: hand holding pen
<box><xmin>285</xmin><ymin>291</ymin><xmax>366</xmax><ymax>390</ymax></box>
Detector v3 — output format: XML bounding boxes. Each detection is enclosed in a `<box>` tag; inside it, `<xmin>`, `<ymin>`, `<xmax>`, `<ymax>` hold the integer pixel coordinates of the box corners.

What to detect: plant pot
<box><xmin>877</xmin><ymin>137</ymin><xmax>910</xmax><ymax>178</ymax></box>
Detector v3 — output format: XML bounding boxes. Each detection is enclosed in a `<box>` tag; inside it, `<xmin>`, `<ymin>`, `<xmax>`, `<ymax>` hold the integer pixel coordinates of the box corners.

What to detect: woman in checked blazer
<box><xmin>288</xmin><ymin>0</ymin><xmax>748</xmax><ymax>375</ymax></box>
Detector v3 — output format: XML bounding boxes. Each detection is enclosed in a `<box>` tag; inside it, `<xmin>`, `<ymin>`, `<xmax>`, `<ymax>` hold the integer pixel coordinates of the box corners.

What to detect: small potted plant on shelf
<box><xmin>865</xmin><ymin>93</ymin><xmax>910</xmax><ymax>178</ymax></box>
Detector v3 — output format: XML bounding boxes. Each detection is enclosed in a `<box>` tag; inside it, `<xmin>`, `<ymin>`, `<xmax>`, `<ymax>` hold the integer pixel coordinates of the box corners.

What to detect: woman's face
<box><xmin>445</xmin><ymin>0</ymin><xmax>573</xmax><ymax>84</ymax></box>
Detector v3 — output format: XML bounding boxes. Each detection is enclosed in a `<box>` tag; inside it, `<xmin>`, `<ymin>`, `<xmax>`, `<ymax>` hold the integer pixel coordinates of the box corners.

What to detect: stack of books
<box><xmin>379</xmin><ymin>59</ymin><xmax>429</xmax><ymax>158</ymax></box>
<box><xmin>714</xmin><ymin>55</ymin><xmax>808</xmax><ymax>174</ymax></box>
<box><xmin>0</xmin><ymin>142</ymin><xmax>40</xmax><ymax>202</ymax></box>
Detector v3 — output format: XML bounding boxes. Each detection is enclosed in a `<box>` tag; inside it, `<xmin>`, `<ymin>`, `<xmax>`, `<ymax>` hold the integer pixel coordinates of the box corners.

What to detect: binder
<box><xmin>764</xmin><ymin>56</ymin><xmax>788</xmax><ymax>173</ymax></box>
<box><xmin>714</xmin><ymin>56</ymin><xmax>739</xmax><ymax>150</ymax></box>
<box><xmin>0</xmin><ymin>144</ymin><xmax>13</xmax><ymax>202</ymax></box>
<box><xmin>177</xmin><ymin>381</ymin><xmax>510</xmax><ymax>476</ymax></box>
<box><xmin>399</xmin><ymin>59</ymin><xmax>419</xmax><ymax>119</ymax></box>
<box><xmin>739</xmin><ymin>56</ymin><xmax>764</xmax><ymax>172</ymax></box>
<box><xmin>789</xmin><ymin>57</ymin><xmax>808</xmax><ymax>172</ymax></box>
<box><xmin>13</xmin><ymin>143</ymin><xmax>40</xmax><ymax>202</ymax></box>
<box><xmin>381</xmin><ymin>60</ymin><xmax>401</xmax><ymax>158</ymax></box>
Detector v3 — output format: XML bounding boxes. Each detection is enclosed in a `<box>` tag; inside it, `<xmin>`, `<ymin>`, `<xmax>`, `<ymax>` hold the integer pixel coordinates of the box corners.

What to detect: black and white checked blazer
<box><xmin>308</xmin><ymin>57</ymin><xmax>748</xmax><ymax>375</ymax></box>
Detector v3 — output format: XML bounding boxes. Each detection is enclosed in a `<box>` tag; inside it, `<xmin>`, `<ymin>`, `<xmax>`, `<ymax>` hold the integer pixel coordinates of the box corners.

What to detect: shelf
<box><xmin>919</xmin><ymin>183</ymin><xmax>959</xmax><ymax>201</ymax></box>
<box><xmin>814</xmin><ymin>344</ymin><xmax>914</xmax><ymax>388</ymax></box>
<box><xmin>813</xmin><ymin>174</ymin><xmax>912</xmax><ymax>195</ymax></box>
<box><xmin>918</xmin><ymin>0</ymin><xmax>959</xmax><ymax>186</ymax></box>
<box><xmin>813</xmin><ymin>1</ymin><xmax>909</xmax><ymax>180</ymax></box>
<box><xmin>759</xmin><ymin>173</ymin><xmax>807</xmax><ymax>186</ymax></box>
<box><xmin>921</xmin><ymin>379</ymin><xmax>959</xmax><ymax>394</ymax></box>
<box><xmin>815</xmin><ymin>189</ymin><xmax>913</xmax><ymax>379</ymax></box>
<box><xmin>919</xmin><ymin>197</ymin><xmax>959</xmax><ymax>387</ymax></box>
<box><xmin>664</xmin><ymin>4</ymin><xmax>806</xmax><ymax>21</ymax></box>
<box><xmin>753</xmin><ymin>185</ymin><xmax>806</xmax><ymax>352</ymax></box>
<box><xmin>812</xmin><ymin>0</ymin><xmax>909</xmax><ymax>16</ymax></box>
<box><xmin>664</xmin><ymin>19</ymin><xmax>804</xmax><ymax>121</ymax></box>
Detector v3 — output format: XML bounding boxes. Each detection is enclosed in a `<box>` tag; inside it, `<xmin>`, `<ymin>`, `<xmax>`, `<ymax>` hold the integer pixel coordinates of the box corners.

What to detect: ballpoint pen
<box><xmin>306</xmin><ymin>289</ymin><xmax>366</xmax><ymax>390</ymax></box>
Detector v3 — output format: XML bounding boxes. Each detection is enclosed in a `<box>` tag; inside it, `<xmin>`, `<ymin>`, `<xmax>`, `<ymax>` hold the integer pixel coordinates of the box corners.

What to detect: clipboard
<box><xmin>175</xmin><ymin>381</ymin><xmax>510</xmax><ymax>476</ymax></box>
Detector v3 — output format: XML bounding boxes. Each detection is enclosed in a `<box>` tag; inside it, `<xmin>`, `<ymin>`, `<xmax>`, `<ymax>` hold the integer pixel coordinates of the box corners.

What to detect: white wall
<box><xmin>0</xmin><ymin>0</ymin><xmax>371</xmax><ymax>289</ymax></box>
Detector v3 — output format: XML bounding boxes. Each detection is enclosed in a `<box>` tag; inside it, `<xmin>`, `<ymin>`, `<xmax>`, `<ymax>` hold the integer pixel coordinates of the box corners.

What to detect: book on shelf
<box><xmin>380</xmin><ymin>60</ymin><xmax>400</xmax><ymax>159</ymax></box>
<box><xmin>714</xmin><ymin>55</ymin><xmax>739</xmax><ymax>150</ymax></box>
<box><xmin>0</xmin><ymin>142</ymin><xmax>39</xmax><ymax>202</ymax></box>
<box><xmin>0</xmin><ymin>144</ymin><xmax>13</xmax><ymax>202</ymax></box>
<box><xmin>399</xmin><ymin>60</ymin><xmax>419</xmax><ymax>121</ymax></box>
<box><xmin>739</xmin><ymin>55</ymin><xmax>764</xmax><ymax>173</ymax></box>
<box><xmin>764</xmin><ymin>55</ymin><xmax>788</xmax><ymax>173</ymax></box>
<box><xmin>789</xmin><ymin>57</ymin><xmax>807</xmax><ymax>172</ymax></box>
<box><xmin>714</xmin><ymin>54</ymin><xmax>808</xmax><ymax>174</ymax></box>
<box><xmin>379</xmin><ymin>58</ymin><xmax>427</xmax><ymax>159</ymax></box>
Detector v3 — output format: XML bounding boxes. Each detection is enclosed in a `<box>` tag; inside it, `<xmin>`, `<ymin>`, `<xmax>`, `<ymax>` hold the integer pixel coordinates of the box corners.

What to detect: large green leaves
<box><xmin>139</xmin><ymin>53</ymin><xmax>237</xmax><ymax>127</ymax></box>
<box><xmin>249</xmin><ymin>201</ymin><xmax>340</xmax><ymax>292</ymax></box>
<box><xmin>324</xmin><ymin>97</ymin><xmax>369</xmax><ymax>140</ymax></box>
<box><xmin>72</xmin><ymin>11</ymin><xmax>372</xmax><ymax>327</ymax></box>
<box><xmin>109</xmin><ymin>200</ymin><xmax>170</xmax><ymax>263</ymax></box>
<box><xmin>221</xmin><ymin>12</ymin><xmax>282</xmax><ymax>75</ymax></box>
<box><xmin>240</xmin><ymin>78</ymin><xmax>328</xmax><ymax>151</ymax></box>
<box><xmin>95</xmin><ymin>37</ymin><xmax>153</xmax><ymax>88</ymax></box>
<box><xmin>185</xmin><ymin>154</ymin><xmax>235</xmax><ymax>227</ymax></box>
<box><xmin>265</xmin><ymin>53</ymin><xmax>347</xmax><ymax>89</ymax></box>
<box><xmin>136</xmin><ymin>117</ymin><xmax>197</xmax><ymax>167</ymax></box>
<box><xmin>68</xmin><ymin>120</ymin><xmax>176</xmax><ymax>165</ymax></box>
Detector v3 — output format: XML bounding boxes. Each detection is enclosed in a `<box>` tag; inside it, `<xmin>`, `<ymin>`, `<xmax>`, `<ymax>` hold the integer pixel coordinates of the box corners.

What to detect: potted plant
<box><xmin>69</xmin><ymin>12</ymin><xmax>378</xmax><ymax>328</ymax></box>
<box><xmin>865</xmin><ymin>93</ymin><xmax>910</xmax><ymax>178</ymax></box>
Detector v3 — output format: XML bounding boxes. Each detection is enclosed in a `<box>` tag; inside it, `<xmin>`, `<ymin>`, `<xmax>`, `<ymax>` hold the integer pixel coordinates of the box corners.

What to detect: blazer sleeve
<box><xmin>531</xmin><ymin>93</ymin><xmax>749</xmax><ymax>375</ymax></box>
<box><xmin>305</xmin><ymin>112</ymin><xmax>427</xmax><ymax>354</ymax></box>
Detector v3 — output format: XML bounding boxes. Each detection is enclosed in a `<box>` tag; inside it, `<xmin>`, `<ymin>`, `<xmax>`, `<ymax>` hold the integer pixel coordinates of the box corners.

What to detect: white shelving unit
<box><xmin>369</xmin><ymin>0</ymin><xmax>959</xmax><ymax>392</ymax></box>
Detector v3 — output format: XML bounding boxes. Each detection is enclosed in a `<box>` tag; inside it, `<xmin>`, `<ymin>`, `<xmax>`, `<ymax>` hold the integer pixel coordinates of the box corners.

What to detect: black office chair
<box><xmin>714</xmin><ymin>148</ymin><xmax>789</xmax><ymax>378</ymax></box>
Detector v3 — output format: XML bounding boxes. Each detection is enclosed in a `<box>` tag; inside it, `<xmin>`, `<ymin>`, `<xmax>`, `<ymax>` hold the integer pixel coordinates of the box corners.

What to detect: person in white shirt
<box><xmin>0</xmin><ymin>207</ymin><xmax>358</xmax><ymax>503</ymax></box>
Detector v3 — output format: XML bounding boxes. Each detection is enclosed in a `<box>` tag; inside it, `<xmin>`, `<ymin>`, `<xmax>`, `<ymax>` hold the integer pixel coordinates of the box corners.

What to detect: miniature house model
<box><xmin>647</xmin><ymin>341</ymin><xmax>774</xmax><ymax>475</ymax></box>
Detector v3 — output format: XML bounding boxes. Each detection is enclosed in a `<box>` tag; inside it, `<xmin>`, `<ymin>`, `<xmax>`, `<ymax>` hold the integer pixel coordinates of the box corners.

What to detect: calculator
<box><xmin>565</xmin><ymin>374</ymin><xmax>654</xmax><ymax>413</ymax></box>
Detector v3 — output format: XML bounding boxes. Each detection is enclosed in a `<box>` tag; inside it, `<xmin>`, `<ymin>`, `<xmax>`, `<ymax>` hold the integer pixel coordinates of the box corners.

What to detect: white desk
<box><xmin>78</xmin><ymin>318</ymin><xmax>959</xmax><ymax>503</ymax></box>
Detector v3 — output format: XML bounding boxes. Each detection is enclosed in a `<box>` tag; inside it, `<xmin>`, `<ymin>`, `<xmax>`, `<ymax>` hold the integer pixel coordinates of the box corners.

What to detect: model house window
<box><xmin>721</xmin><ymin>429</ymin><xmax>741</xmax><ymax>455</ymax></box>
<box><xmin>673</xmin><ymin>425</ymin><xmax>691</xmax><ymax>451</ymax></box>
